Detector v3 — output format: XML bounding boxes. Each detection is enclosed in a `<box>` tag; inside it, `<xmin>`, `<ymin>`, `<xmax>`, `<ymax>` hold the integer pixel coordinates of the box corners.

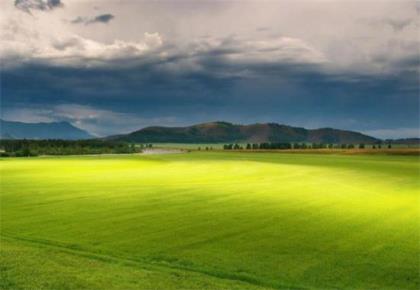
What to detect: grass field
<box><xmin>1</xmin><ymin>152</ymin><xmax>419</xmax><ymax>289</ymax></box>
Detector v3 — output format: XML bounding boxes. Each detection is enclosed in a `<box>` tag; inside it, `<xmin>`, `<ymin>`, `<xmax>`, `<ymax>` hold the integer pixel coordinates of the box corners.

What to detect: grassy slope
<box><xmin>1</xmin><ymin>152</ymin><xmax>419</xmax><ymax>289</ymax></box>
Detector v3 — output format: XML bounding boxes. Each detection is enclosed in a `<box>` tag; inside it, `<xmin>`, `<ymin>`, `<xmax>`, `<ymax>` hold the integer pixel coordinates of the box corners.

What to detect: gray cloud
<box><xmin>385</xmin><ymin>19</ymin><xmax>412</xmax><ymax>32</ymax></box>
<box><xmin>15</xmin><ymin>0</ymin><xmax>62</xmax><ymax>13</ymax></box>
<box><xmin>71</xmin><ymin>14</ymin><xmax>115</xmax><ymax>25</ymax></box>
<box><xmin>2</xmin><ymin>47</ymin><xmax>417</xmax><ymax>137</ymax></box>
<box><xmin>91</xmin><ymin>14</ymin><xmax>114</xmax><ymax>24</ymax></box>
<box><xmin>70</xmin><ymin>16</ymin><xmax>85</xmax><ymax>25</ymax></box>
<box><xmin>256</xmin><ymin>27</ymin><xmax>270</xmax><ymax>32</ymax></box>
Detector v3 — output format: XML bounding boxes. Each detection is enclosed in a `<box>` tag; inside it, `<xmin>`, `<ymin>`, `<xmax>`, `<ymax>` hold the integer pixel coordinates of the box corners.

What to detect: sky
<box><xmin>0</xmin><ymin>0</ymin><xmax>418</xmax><ymax>138</ymax></box>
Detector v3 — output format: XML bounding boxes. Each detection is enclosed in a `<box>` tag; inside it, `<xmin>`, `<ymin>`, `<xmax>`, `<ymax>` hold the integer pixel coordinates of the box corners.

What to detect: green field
<box><xmin>1</xmin><ymin>152</ymin><xmax>419</xmax><ymax>289</ymax></box>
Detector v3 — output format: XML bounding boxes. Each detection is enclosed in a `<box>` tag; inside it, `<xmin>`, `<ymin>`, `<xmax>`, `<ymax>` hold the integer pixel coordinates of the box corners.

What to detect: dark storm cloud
<box><xmin>1</xmin><ymin>57</ymin><xmax>234</xmax><ymax>112</ymax></box>
<box><xmin>392</xmin><ymin>55</ymin><xmax>420</xmax><ymax>73</ymax></box>
<box><xmin>71</xmin><ymin>14</ymin><xmax>115</xmax><ymax>25</ymax></box>
<box><xmin>1</xmin><ymin>33</ymin><xmax>418</xmax><ymax>137</ymax></box>
<box><xmin>2</xmin><ymin>46</ymin><xmax>418</xmax><ymax>137</ymax></box>
<box><xmin>15</xmin><ymin>0</ymin><xmax>62</xmax><ymax>13</ymax></box>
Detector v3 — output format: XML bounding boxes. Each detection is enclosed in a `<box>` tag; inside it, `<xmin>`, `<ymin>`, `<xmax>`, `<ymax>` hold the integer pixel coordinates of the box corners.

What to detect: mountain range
<box><xmin>2</xmin><ymin>119</ymin><xmax>417</xmax><ymax>144</ymax></box>
<box><xmin>0</xmin><ymin>119</ymin><xmax>93</xmax><ymax>140</ymax></box>
<box><xmin>109</xmin><ymin>121</ymin><xmax>381</xmax><ymax>144</ymax></box>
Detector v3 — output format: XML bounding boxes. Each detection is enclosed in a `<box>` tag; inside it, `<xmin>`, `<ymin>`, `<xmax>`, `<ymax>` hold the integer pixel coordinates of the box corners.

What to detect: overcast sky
<box><xmin>1</xmin><ymin>0</ymin><xmax>418</xmax><ymax>138</ymax></box>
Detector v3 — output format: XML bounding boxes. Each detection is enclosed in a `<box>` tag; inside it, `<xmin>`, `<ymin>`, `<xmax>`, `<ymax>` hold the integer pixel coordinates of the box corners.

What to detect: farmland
<box><xmin>1</xmin><ymin>152</ymin><xmax>419</xmax><ymax>289</ymax></box>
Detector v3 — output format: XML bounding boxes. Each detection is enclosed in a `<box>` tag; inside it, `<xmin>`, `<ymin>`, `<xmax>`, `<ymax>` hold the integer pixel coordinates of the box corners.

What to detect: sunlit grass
<box><xmin>1</xmin><ymin>152</ymin><xmax>419</xmax><ymax>289</ymax></box>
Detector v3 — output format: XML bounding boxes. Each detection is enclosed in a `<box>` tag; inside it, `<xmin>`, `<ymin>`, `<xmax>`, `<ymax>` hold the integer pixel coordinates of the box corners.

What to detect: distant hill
<box><xmin>0</xmin><ymin>119</ymin><xmax>93</xmax><ymax>140</ymax></box>
<box><xmin>109</xmin><ymin>121</ymin><xmax>380</xmax><ymax>144</ymax></box>
<box><xmin>386</xmin><ymin>138</ymin><xmax>420</xmax><ymax>145</ymax></box>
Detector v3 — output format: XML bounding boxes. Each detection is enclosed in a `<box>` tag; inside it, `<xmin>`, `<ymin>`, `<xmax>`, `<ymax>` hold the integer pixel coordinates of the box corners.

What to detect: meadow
<box><xmin>1</xmin><ymin>152</ymin><xmax>419</xmax><ymax>289</ymax></box>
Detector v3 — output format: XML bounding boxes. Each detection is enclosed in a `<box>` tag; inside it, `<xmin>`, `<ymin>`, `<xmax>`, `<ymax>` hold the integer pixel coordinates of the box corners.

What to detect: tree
<box><xmin>246</xmin><ymin>143</ymin><xmax>251</xmax><ymax>150</ymax></box>
<box><xmin>0</xmin><ymin>139</ymin><xmax>137</xmax><ymax>157</ymax></box>
<box><xmin>259</xmin><ymin>143</ymin><xmax>269</xmax><ymax>149</ymax></box>
<box><xmin>359</xmin><ymin>143</ymin><xmax>365</xmax><ymax>149</ymax></box>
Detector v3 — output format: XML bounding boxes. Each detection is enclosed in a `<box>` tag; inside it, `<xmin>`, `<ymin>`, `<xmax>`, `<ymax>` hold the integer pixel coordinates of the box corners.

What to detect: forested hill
<box><xmin>109</xmin><ymin>121</ymin><xmax>379</xmax><ymax>144</ymax></box>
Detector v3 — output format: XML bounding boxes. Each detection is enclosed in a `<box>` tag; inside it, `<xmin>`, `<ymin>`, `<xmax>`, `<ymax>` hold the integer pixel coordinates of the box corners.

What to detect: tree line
<box><xmin>0</xmin><ymin>139</ymin><xmax>143</xmax><ymax>157</ymax></box>
<box><xmin>223</xmin><ymin>142</ymin><xmax>391</xmax><ymax>150</ymax></box>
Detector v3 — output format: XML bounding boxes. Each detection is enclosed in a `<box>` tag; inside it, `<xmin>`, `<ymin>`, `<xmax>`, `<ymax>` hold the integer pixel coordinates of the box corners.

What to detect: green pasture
<box><xmin>1</xmin><ymin>152</ymin><xmax>419</xmax><ymax>289</ymax></box>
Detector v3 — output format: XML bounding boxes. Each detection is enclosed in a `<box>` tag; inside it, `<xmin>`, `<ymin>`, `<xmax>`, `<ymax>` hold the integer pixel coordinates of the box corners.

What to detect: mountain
<box><xmin>110</xmin><ymin>121</ymin><xmax>379</xmax><ymax>144</ymax></box>
<box><xmin>0</xmin><ymin>119</ymin><xmax>93</xmax><ymax>140</ymax></box>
